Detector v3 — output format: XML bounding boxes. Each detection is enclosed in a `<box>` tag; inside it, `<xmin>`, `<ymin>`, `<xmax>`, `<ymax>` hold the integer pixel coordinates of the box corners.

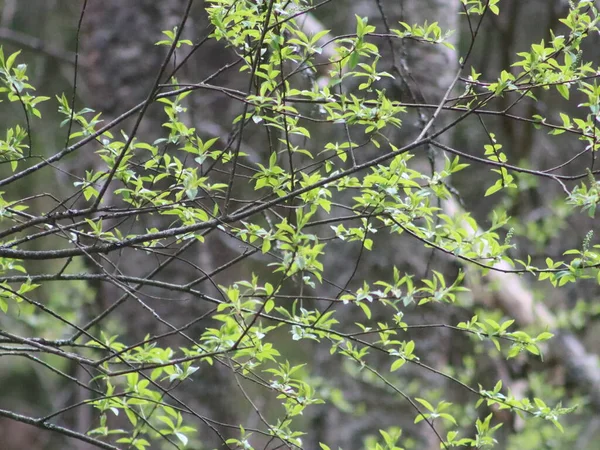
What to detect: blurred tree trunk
<box><xmin>77</xmin><ymin>1</ymin><xmax>461</xmax><ymax>446</ymax></box>
<box><xmin>78</xmin><ymin>2</ymin><xmax>240</xmax><ymax>448</ymax></box>
<box><xmin>304</xmin><ymin>1</ymin><xmax>460</xmax><ymax>449</ymax></box>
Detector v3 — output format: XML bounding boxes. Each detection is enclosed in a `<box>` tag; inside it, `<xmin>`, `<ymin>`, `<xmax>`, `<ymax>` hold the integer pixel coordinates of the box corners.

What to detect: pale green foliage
<box><xmin>2</xmin><ymin>1</ymin><xmax>600</xmax><ymax>449</ymax></box>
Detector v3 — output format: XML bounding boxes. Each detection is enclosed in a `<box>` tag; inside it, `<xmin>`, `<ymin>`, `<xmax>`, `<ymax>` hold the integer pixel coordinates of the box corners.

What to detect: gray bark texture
<box><xmin>78</xmin><ymin>1</ymin><xmax>464</xmax><ymax>448</ymax></box>
<box><xmin>302</xmin><ymin>2</ymin><xmax>461</xmax><ymax>449</ymax></box>
<box><xmin>79</xmin><ymin>2</ymin><xmax>242</xmax><ymax>447</ymax></box>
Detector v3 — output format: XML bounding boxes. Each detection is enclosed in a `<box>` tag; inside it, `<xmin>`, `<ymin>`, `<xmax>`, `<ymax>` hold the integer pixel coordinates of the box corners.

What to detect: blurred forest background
<box><xmin>0</xmin><ymin>1</ymin><xmax>600</xmax><ymax>449</ymax></box>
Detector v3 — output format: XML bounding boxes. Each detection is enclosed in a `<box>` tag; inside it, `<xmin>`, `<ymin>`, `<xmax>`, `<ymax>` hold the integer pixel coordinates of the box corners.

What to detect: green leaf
<box><xmin>358</xmin><ymin>301</ymin><xmax>371</xmax><ymax>319</ymax></box>
<box><xmin>264</xmin><ymin>298</ymin><xmax>275</xmax><ymax>313</ymax></box>
<box><xmin>390</xmin><ymin>358</ymin><xmax>405</xmax><ymax>372</ymax></box>
<box><xmin>556</xmin><ymin>83</ymin><xmax>569</xmax><ymax>100</ymax></box>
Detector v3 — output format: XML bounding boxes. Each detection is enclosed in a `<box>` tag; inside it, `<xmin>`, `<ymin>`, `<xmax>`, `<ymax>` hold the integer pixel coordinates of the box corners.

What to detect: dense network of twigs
<box><xmin>1</xmin><ymin>1</ymin><xmax>600</xmax><ymax>449</ymax></box>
